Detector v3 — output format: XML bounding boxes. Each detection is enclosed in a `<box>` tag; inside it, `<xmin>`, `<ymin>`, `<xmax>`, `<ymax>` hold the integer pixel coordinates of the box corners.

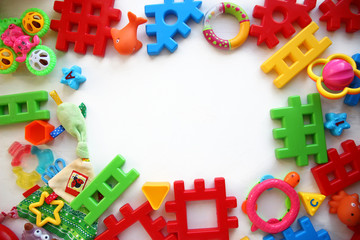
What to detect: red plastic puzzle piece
<box><xmin>95</xmin><ymin>201</ymin><xmax>176</xmax><ymax>240</ymax></box>
<box><xmin>250</xmin><ymin>0</ymin><xmax>316</xmax><ymax>49</ymax></box>
<box><xmin>8</xmin><ymin>141</ymin><xmax>31</xmax><ymax>167</ymax></box>
<box><xmin>50</xmin><ymin>0</ymin><xmax>121</xmax><ymax>56</ymax></box>
<box><xmin>165</xmin><ymin>178</ymin><xmax>238</xmax><ymax>240</ymax></box>
<box><xmin>22</xmin><ymin>185</ymin><xmax>41</xmax><ymax>198</ymax></box>
<box><xmin>319</xmin><ymin>0</ymin><xmax>360</xmax><ymax>33</ymax></box>
<box><xmin>311</xmin><ymin>139</ymin><xmax>360</xmax><ymax>196</ymax></box>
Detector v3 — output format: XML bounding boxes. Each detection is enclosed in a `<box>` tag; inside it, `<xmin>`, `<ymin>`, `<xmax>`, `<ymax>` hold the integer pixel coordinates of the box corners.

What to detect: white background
<box><xmin>0</xmin><ymin>0</ymin><xmax>359</xmax><ymax>239</ymax></box>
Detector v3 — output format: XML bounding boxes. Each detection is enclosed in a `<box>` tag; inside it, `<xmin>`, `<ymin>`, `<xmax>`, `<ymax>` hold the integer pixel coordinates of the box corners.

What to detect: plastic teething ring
<box><xmin>203</xmin><ymin>2</ymin><xmax>250</xmax><ymax>50</ymax></box>
<box><xmin>246</xmin><ymin>179</ymin><xmax>300</xmax><ymax>234</ymax></box>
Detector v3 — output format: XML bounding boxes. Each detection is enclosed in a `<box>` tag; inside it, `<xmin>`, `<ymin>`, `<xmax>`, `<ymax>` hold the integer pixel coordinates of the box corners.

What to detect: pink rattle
<box><xmin>245</xmin><ymin>178</ymin><xmax>300</xmax><ymax>234</ymax></box>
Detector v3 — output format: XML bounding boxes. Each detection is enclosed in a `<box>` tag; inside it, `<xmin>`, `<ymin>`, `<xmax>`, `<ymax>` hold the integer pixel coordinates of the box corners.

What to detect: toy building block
<box><xmin>166</xmin><ymin>178</ymin><xmax>238</xmax><ymax>240</ymax></box>
<box><xmin>8</xmin><ymin>141</ymin><xmax>31</xmax><ymax>167</ymax></box>
<box><xmin>311</xmin><ymin>139</ymin><xmax>360</xmax><ymax>196</ymax></box>
<box><xmin>142</xmin><ymin>182</ymin><xmax>170</xmax><ymax>210</ymax></box>
<box><xmin>319</xmin><ymin>0</ymin><xmax>360</xmax><ymax>33</ymax></box>
<box><xmin>324</xmin><ymin>113</ymin><xmax>350</xmax><ymax>136</ymax></box>
<box><xmin>270</xmin><ymin>93</ymin><xmax>328</xmax><ymax>166</ymax></box>
<box><xmin>95</xmin><ymin>201</ymin><xmax>176</xmax><ymax>240</ymax></box>
<box><xmin>263</xmin><ymin>216</ymin><xmax>330</xmax><ymax>240</ymax></box>
<box><xmin>145</xmin><ymin>0</ymin><xmax>204</xmax><ymax>55</ymax></box>
<box><xmin>25</xmin><ymin>120</ymin><xmax>55</xmax><ymax>145</ymax></box>
<box><xmin>345</xmin><ymin>54</ymin><xmax>360</xmax><ymax>106</ymax></box>
<box><xmin>70</xmin><ymin>155</ymin><xmax>139</xmax><ymax>225</ymax></box>
<box><xmin>298</xmin><ymin>192</ymin><xmax>326</xmax><ymax>216</ymax></box>
<box><xmin>50</xmin><ymin>0</ymin><xmax>121</xmax><ymax>57</ymax></box>
<box><xmin>61</xmin><ymin>65</ymin><xmax>86</xmax><ymax>90</ymax></box>
<box><xmin>250</xmin><ymin>0</ymin><xmax>316</xmax><ymax>49</ymax></box>
<box><xmin>0</xmin><ymin>91</ymin><xmax>50</xmax><ymax>125</ymax></box>
<box><xmin>261</xmin><ymin>22</ymin><xmax>332</xmax><ymax>88</ymax></box>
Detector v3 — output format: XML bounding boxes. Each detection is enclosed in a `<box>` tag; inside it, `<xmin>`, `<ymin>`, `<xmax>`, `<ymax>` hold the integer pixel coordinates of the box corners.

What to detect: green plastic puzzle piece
<box><xmin>270</xmin><ymin>93</ymin><xmax>328</xmax><ymax>166</ymax></box>
<box><xmin>70</xmin><ymin>155</ymin><xmax>140</xmax><ymax>225</ymax></box>
<box><xmin>0</xmin><ymin>91</ymin><xmax>50</xmax><ymax>125</ymax></box>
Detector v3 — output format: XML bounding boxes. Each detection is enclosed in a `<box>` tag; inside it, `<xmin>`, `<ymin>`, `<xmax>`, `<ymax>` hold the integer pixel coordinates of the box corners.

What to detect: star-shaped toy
<box><xmin>324</xmin><ymin>113</ymin><xmax>350</xmax><ymax>136</ymax></box>
<box><xmin>29</xmin><ymin>191</ymin><xmax>64</xmax><ymax>227</ymax></box>
<box><xmin>61</xmin><ymin>65</ymin><xmax>86</xmax><ymax>90</ymax></box>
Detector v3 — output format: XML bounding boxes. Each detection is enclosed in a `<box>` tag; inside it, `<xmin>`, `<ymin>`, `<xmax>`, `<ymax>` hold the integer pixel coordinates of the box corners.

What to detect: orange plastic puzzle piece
<box><xmin>142</xmin><ymin>182</ymin><xmax>170</xmax><ymax>210</ymax></box>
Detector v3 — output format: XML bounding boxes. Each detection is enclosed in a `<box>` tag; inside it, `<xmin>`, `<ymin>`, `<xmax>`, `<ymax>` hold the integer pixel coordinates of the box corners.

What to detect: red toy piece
<box><xmin>311</xmin><ymin>140</ymin><xmax>360</xmax><ymax>196</ymax></box>
<box><xmin>319</xmin><ymin>0</ymin><xmax>360</xmax><ymax>33</ymax></box>
<box><xmin>22</xmin><ymin>184</ymin><xmax>40</xmax><ymax>198</ymax></box>
<box><xmin>8</xmin><ymin>141</ymin><xmax>31</xmax><ymax>167</ymax></box>
<box><xmin>95</xmin><ymin>201</ymin><xmax>176</xmax><ymax>240</ymax></box>
<box><xmin>25</xmin><ymin>120</ymin><xmax>55</xmax><ymax>145</ymax></box>
<box><xmin>45</xmin><ymin>192</ymin><xmax>59</xmax><ymax>205</ymax></box>
<box><xmin>165</xmin><ymin>178</ymin><xmax>238</xmax><ymax>240</ymax></box>
<box><xmin>50</xmin><ymin>0</ymin><xmax>121</xmax><ymax>57</ymax></box>
<box><xmin>348</xmin><ymin>225</ymin><xmax>360</xmax><ymax>240</ymax></box>
<box><xmin>250</xmin><ymin>0</ymin><xmax>316</xmax><ymax>49</ymax></box>
<box><xmin>0</xmin><ymin>224</ymin><xmax>19</xmax><ymax>240</ymax></box>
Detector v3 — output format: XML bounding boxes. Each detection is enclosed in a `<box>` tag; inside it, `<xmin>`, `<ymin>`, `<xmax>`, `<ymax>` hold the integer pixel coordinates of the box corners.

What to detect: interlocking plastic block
<box><xmin>345</xmin><ymin>54</ymin><xmax>360</xmax><ymax>106</ymax></box>
<box><xmin>142</xmin><ymin>182</ymin><xmax>170</xmax><ymax>210</ymax></box>
<box><xmin>0</xmin><ymin>91</ymin><xmax>50</xmax><ymax>125</ymax></box>
<box><xmin>270</xmin><ymin>93</ymin><xmax>328</xmax><ymax>166</ymax></box>
<box><xmin>319</xmin><ymin>0</ymin><xmax>360</xmax><ymax>33</ymax></box>
<box><xmin>25</xmin><ymin>120</ymin><xmax>55</xmax><ymax>145</ymax></box>
<box><xmin>145</xmin><ymin>0</ymin><xmax>204</xmax><ymax>55</ymax></box>
<box><xmin>166</xmin><ymin>178</ymin><xmax>238</xmax><ymax>240</ymax></box>
<box><xmin>263</xmin><ymin>216</ymin><xmax>330</xmax><ymax>240</ymax></box>
<box><xmin>250</xmin><ymin>0</ymin><xmax>316</xmax><ymax>49</ymax></box>
<box><xmin>70</xmin><ymin>155</ymin><xmax>139</xmax><ymax>225</ymax></box>
<box><xmin>95</xmin><ymin>201</ymin><xmax>176</xmax><ymax>240</ymax></box>
<box><xmin>298</xmin><ymin>192</ymin><xmax>326</xmax><ymax>216</ymax></box>
<box><xmin>8</xmin><ymin>141</ymin><xmax>31</xmax><ymax>167</ymax></box>
<box><xmin>324</xmin><ymin>113</ymin><xmax>350</xmax><ymax>136</ymax></box>
<box><xmin>261</xmin><ymin>22</ymin><xmax>332</xmax><ymax>88</ymax></box>
<box><xmin>311</xmin><ymin>139</ymin><xmax>360</xmax><ymax>196</ymax></box>
<box><xmin>50</xmin><ymin>0</ymin><xmax>121</xmax><ymax>57</ymax></box>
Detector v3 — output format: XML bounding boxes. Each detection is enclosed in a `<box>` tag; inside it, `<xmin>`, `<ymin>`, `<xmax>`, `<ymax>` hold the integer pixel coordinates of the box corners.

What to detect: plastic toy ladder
<box><xmin>70</xmin><ymin>155</ymin><xmax>139</xmax><ymax>225</ymax></box>
<box><xmin>0</xmin><ymin>91</ymin><xmax>50</xmax><ymax>125</ymax></box>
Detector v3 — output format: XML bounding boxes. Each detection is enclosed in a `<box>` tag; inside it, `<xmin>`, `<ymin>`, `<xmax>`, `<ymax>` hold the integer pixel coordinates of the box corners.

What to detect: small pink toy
<box><xmin>322</xmin><ymin>59</ymin><xmax>354</xmax><ymax>91</ymax></box>
<box><xmin>329</xmin><ymin>191</ymin><xmax>360</xmax><ymax>227</ymax></box>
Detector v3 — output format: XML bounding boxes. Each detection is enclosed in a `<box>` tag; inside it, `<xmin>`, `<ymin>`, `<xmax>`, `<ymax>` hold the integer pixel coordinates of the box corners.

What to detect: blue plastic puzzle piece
<box><xmin>324</xmin><ymin>112</ymin><xmax>350</xmax><ymax>136</ymax></box>
<box><xmin>31</xmin><ymin>146</ymin><xmax>54</xmax><ymax>175</ymax></box>
<box><xmin>41</xmin><ymin>158</ymin><xmax>66</xmax><ymax>184</ymax></box>
<box><xmin>344</xmin><ymin>53</ymin><xmax>360</xmax><ymax>106</ymax></box>
<box><xmin>263</xmin><ymin>216</ymin><xmax>331</xmax><ymax>240</ymax></box>
<box><xmin>145</xmin><ymin>0</ymin><xmax>204</xmax><ymax>55</ymax></box>
<box><xmin>61</xmin><ymin>65</ymin><xmax>86</xmax><ymax>90</ymax></box>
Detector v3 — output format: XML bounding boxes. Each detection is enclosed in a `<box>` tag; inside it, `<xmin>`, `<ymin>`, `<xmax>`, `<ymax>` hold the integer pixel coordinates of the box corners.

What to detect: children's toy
<box><xmin>60</xmin><ymin>65</ymin><xmax>86</xmax><ymax>90</ymax></box>
<box><xmin>311</xmin><ymin>139</ymin><xmax>360</xmax><ymax>196</ymax></box>
<box><xmin>50</xmin><ymin>0</ymin><xmax>121</xmax><ymax>57</ymax></box>
<box><xmin>142</xmin><ymin>182</ymin><xmax>170</xmax><ymax>210</ymax></box>
<box><xmin>329</xmin><ymin>190</ymin><xmax>360</xmax><ymax>227</ymax></box>
<box><xmin>263</xmin><ymin>216</ymin><xmax>331</xmax><ymax>240</ymax></box>
<box><xmin>319</xmin><ymin>0</ymin><xmax>360</xmax><ymax>33</ymax></box>
<box><xmin>22</xmin><ymin>223</ymin><xmax>57</xmax><ymax>240</ymax></box>
<box><xmin>202</xmin><ymin>2</ymin><xmax>249</xmax><ymax>50</ymax></box>
<box><xmin>250</xmin><ymin>0</ymin><xmax>316</xmax><ymax>49</ymax></box>
<box><xmin>166</xmin><ymin>178</ymin><xmax>238</xmax><ymax>239</ymax></box>
<box><xmin>12</xmin><ymin>166</ymin><xmax>41</xmax><ymax>190</ymax></box>
<box><xmin>111</xmin><ymin>12</ymin><xmax>147</xmax><ymax>55</ymax></box>
<box><xmin>283</xmin><ymin>171</ymin><xmax>300</xmax><ymax>188</ymax></box>
<box><xmin>29</xmin><ymin>191</ymin><xmax>64</xmax><ymax>227</ymax></box>
<box><xmin>145</xmin><ymin>0</ymin><xmax>204</xmax><ymax>55</ymax></box>
<box><xmin>241</xmin><ymin>237</ymin><xmax>250</xmax><ymax>240</ymax></box>
<box><xmin>308</xmin><ymin>53</ymin><xmax>360</xmax><ymax>99</ymax></box>
<box><xmin>0</xmin><ymin>8</ymin><xmax>56</xmax><ymax>75</ymax></box>
<box><xmin>41</xmin><ymin>158</ymin><xmax>66</xmax><ymax>184</ymax></box>
<box><xmin>0</xmin><ymin>224</ymin><xmax>18</xmax><ymax>240</ymax></box>
<box><xmin>270</xmin><ymin>93</ymin><xmax>328</xmax><ymax>166</ymax></box>
<box><xmin>245</xmin><ymin>178</ymin><xmax>300</xmax><ymax>234</ymax></box>
<box><xmin>298</xmin><ymin>192</ymin><xmax>326</xmax><ymax>216</ymax></box>
<box><xmin>70</xmin><ymin>155</ymin><xmax>139</xmax><ymax>225</ymax></box>
<box><xmin>0</xmin><ymin>91</ymin><xmax>50</xmax><ymax>125</ymax></box>
<box><xmin>261</xmin><ymin>22</ymin><xmax>332</xmax><ymax>88</ymax></box>
<box><xmin>31</xmin><ymin>146</ymin><xmax>54</xmax><ymax>175</ymax></box>
<box><xmin>25</xmin><ymin>120</ymin><xmax>55</xmax><ymax>145</ymax></box>
<box><xmin>8</xmin><ymin>141</ymin><xmax>31</xmax><ymax>166</ymax></box>
<box><xmin>23</xmin><ymin>185</ymin><xmax>41</xmax><ymax>198</ymax></box>
<box><xmin>324</xmin><ymin>113</ymin><xmax>350</xmax><ymax>136</ymax></box>
<box><xmin>17</xmin><ymin>186</ymin><xmax>98</xmax><ymax>240</ymax></box>
<box><xmin>345</xmin><ymin>53</ymin><xmax>360</xmax><ymax>106</ymax></box>
<box><xmin>95</xmin><ymin>201</ymin><xmax>176</xmax><ymax>240</ymax></box>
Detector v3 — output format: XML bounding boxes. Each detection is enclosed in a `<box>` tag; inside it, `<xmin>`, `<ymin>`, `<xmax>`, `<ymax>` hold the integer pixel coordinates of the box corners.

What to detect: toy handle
<box><xmin>307</xmin><ymin>59</ymin><xmax>327</xmax><ymax>82</ymax></box>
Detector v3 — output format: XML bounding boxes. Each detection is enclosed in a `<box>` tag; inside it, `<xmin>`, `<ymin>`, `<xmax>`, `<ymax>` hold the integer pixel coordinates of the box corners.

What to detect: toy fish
<box><xmin>111</xmin><ymin>12</ymin><xmax>147</xmax><ymax>55</ymax></box>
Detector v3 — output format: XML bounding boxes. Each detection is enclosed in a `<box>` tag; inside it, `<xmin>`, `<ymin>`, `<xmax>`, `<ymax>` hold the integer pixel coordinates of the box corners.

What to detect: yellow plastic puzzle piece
<box><xmin>142</xmin><ymin>182</ymin><xmax>170</xmax><ymax>210</ymax></box>
<box><xmin>29</xmin><ymin>191</ymin><xmax>64</xmax><ymax>227</ymax></box>
<box><xmin>12</xmin><ymin>166</ymin><xmax>41</xmax><ymax>190</ymax></box>
<box><xmin>261</xmin><ymin>22</ymin><xmax>332</xmax><ymax>88</ymax></box>
<box><xmin>298</xmin><ymin>192</ymin><xmax>326</xmax><ymax>216</ymax></box>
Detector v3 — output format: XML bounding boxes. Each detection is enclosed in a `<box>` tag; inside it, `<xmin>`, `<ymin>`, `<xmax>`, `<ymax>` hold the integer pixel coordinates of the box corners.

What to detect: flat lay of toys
<box><xmin>0</xmin><ymin>0</ymin><xmax>359</xmax><ymax>239</ymax></box>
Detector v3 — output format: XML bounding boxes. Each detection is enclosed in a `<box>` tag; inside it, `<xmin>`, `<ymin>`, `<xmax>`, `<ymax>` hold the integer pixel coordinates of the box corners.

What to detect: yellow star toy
<box><xmin>29</xmin><ymin>191</ymin><xmax>64</xmax><ymax>227</ymax></box>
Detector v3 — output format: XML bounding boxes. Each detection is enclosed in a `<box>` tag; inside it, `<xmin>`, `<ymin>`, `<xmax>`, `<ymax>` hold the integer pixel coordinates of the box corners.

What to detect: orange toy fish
<box><xmin>111</xmin><ymin>12</ymin><xmax>147</xmax><ymax>55</ymax></box>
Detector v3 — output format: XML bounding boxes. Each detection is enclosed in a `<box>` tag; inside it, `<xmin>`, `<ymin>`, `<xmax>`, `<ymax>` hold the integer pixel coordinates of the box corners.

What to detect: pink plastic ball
<box><xmin>322</xmin><ymin>59</ymin><xmax>354</xmax><ymax>91</ymax></box>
